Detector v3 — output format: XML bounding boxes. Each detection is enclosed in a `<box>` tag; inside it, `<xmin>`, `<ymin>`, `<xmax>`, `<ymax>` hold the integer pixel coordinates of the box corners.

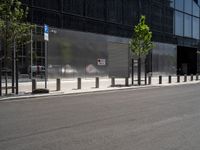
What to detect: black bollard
<box><xmin>191</xmin><ymin>74</ymin><xmax>193</xmax><ymax>81</ymax></box>
<box><xmin>111</xmin><ymin>77</ymin><xmax>115</xmax><ymax>87</ymax></box>
<box><xmin>196</xmin><ymin>74</ymin><xmax>199</xmax><ymax>81</ymax></box>
<box><xmin>169</xmin><ymin>75</ymin><xmax>172</xmax><ymax>83</ymax></box>
<box><xmin>77</xmin><ymin>78</ymin><xmax>81</xmax><ymax>89</ymax></box>
<box><xmin>148</xmin><ymin>75</ymin><xmax>152</xmax><ymax>85</ymax></box>
<box><xmin>32</xmin><ymin>79</ymin><xmax>37</xmax><ymax>92</ymax></box>
<box><xmin>184</xmin><ymin>74</ymin><xmax>187</xmax><ymax>82</ymax></box>
<box><xmin>95</xmin><ymin>77</ymin><xmax>99</xmax><ymax>88</ymax></box>
<box><xmin>125</xmin><ymin>77</ymin><xmax>129</xmax><ymax>86</ymax></box>
<box><xmin>177</xmin><ymin>75</ymin><xmax>180</xmax><ymax>83</ymax></box>
<box><xmin>159</xmin><ymin>76</ymin><xmax>162</xmax><ymax>84</ymax></box>
<box><xmin>56</xmin><ymin>78</ymin><xmax>61</xmax><ymax>91</ymax></box>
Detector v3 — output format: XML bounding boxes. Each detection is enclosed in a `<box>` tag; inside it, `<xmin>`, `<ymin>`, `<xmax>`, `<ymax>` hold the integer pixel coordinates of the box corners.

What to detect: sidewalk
<box><xmin>1</xmin><ymin>76</ymin><xmax>200</xmax><ymax>101</ymax></box>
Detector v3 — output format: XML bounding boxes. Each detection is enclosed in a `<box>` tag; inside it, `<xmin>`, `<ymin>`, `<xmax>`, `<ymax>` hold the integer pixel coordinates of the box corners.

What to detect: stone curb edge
<box><xmin>0</xmin><ymin>81</ymin><xmax>200</xmax><ymax>102</ymax></box>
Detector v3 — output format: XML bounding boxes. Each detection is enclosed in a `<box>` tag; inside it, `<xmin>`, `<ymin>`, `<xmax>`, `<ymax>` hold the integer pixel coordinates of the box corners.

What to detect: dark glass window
<box><xmin>175</xmin><ymin>0</ymin><xmax>184</xmax><ymax>11</ymax></box>
<box><xmin>63</xmin><ymin>0</ymin><xmax>84</xmax><ymax>15</ymax></box>
<box><xmin>175</xmin><ymin>11</ymin><xmax>183</xmax><ymax>36</ymax></box>
<box><xmin>193</xmin><ymin>1</ymin><xmax>200</xmax><ymax>17</ymax></box>
<box><xmin>63</xmin><ymin>15</ymin><xmax>85</xmax><ymax>31</ymax></box>
<box><xmin>86</xmin><ymin>0</ymin><xmax>105</xmax><ymax>20</ymax></box>
<box><xmin>36</xmin><ymin>41</ymin><xmax>42</xmax><ymax>56</ymax></box>
<box><xmin>33</xmin><ymin>0</ymin><xmax>60</xmax><ymax>11</ymax></box>
<box><xmin>170</xmin><ymin>0</ymin><xmax>174</xmax><ymax>8</ymax></box>
<box><xmin>106</xmin><ymin>0</ymin><xmax>122</xmax><ymax>23</ymax></box>
<box><xmin>85</xmin><ymin>19</ymin><xmax>105</xmax><ymax>34</ymax></box>
<box><xmin>184</xmin><ymin>14</ymin><xmax>192</xmax><ymax>37</ymax></box>
<box><xmin>184</xmin><ymin>0</ymin><xmax>192</xmax><ymax>14</ymax></box>
<box><xmin>123</xmin><ymin>0</ymin><xmax>138</xmax><ymax>26</ymax></box>
<box><xmin>151</xmin><ymin>4</ymin><xmax>163</xmax><ymax>31</ymax></box>
<box><xmin>164</xmin><ymin>7</ymin><xmax>174</xmax><ymax>34</ymax></box>
<box><xmin>193</xmin><ymin>17</ymin><xmax>199</xmax><ymax>39</ymax></box>
<box><xmin>32</xmin><ymin>9</ymin><xmax>61</xmax><ymax>27</ymax></box>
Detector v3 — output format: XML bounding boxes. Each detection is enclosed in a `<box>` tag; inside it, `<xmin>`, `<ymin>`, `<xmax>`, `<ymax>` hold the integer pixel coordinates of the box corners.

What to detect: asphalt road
<box><xmin>1</xmin><ymin>84</ymin><xmax>200</xmax><ymax>150</ymax></box>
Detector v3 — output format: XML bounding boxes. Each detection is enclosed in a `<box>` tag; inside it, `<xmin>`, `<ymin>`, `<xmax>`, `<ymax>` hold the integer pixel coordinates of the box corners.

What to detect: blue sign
<box><xmin>44</xmin><ymin>24</ymin><xmax>49</xmax><ymax>33</ymax></box>
<box><xmin>44</xmin><ymin>24</ymin><xmax>49</xmax><ymax>41</ymax></box>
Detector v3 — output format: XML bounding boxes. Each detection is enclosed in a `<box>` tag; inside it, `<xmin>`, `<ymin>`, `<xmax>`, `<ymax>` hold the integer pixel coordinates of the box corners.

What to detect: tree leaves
<box><xmin>0</xmin><ymin>0</ymin><xmax>33</xmax><ymax>46</ymax></box>
<box><xmin>129</xmin><ymin>15</ymin><xmax>153</xmax><ymax>58</ymax></box>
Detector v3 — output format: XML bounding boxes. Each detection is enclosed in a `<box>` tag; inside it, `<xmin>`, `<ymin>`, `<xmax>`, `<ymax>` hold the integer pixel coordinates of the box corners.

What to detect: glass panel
<box><xmin>123</xmin><ymin>0</ymin><xmax>138</xmax><ymax>26</ymax></box>
<box><xmin>33</xmin><ymin>0</ymin><xmax>60</xmax><ymax>11</ymax></box>
<box><xmin>184</xmin><ymin>14</ymin><xmax>192</xmax><ymax>37</ymax></box>
<box><xmin>193</xmin><ymin>1</ymin><xmax>200</xmax><ymax>17</ymax></box>
<box><xmin>86</xmin><ymin>0</ymin><xmax>105</xmax><ymax>20</ymax></box>
<box><xmin>184</xmin><ymin>0</ymin><xmax>192</xmax><ymax>14</ymax></box>
<box><xmin>175</xmin><ymin>11</ymin><xmax>183</xmax><ymax>36</ymax></box>
<box><xmin>63</xmin><ymin>0</ymin><xmax>84</xmax><ymax>15</ymax></box>
<box><xmin>175</xmin><ymin>0</ymin><xmax>184</xmax><ymax>11</ymax></box>
<box><xmin>106</xmin><ymin>0</ymin><xmax>123</xmax><ymax>23</ymax></box>
<box><xmin>48</xmin><ymin>28</ymin><xmax>109</xmax><ymax>78</ymax></box>
<box><xmin>193</xmin><ymin>17</ymin><xmax>199</xmax><ymax>39</ymax></box>
<box><xmin>152</xmin><ymin>42</ymin><xmax>177</xmax><ymax>76</ymax></box>
<box><xmin>170</xmin><ymin>0</ymin><xmax>174</xmax><ymax>8</ymax></box>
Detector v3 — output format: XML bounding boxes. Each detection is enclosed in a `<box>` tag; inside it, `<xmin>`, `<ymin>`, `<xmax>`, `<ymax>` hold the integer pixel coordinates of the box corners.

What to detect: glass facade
<box><xmin>174</xmin><ymin>0</ymin><xmax>200</xmax><ymax>40</ymax></box>
<box><xmin>20</xmin><ymin>0</ymin><xmax>171</xmax><ymax>43</ymax></box>
<box><xmin>18</xmin><ymin>0</ymin><xmax>200</xmax><ymax>76</ymax></box>
<box><xmin>20</xmin><ymin>0</ymin><xmax>200</xmax><ymax>44</ymax></box>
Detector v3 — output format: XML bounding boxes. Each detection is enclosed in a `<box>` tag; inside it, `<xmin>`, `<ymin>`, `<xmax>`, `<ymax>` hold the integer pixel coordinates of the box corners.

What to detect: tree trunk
<box><xmin>138</xmin><ymin>57</ymin><xmax>141</xmax><ymax>85</ymax></box>
<box><xmin>0</xmin><ymin>58</ymin><xmax>2</xmax><ymax>96</ymax></box>
<box><xmin>15</xmin><ymin>49</ymin><xmax>18</xmax><ymax>94</ymax></box>
<box><xmin>11</xmin><ymin>39</ymin><xmax>15</xmax><ymax>93</ymax></box>
<box><xmin>144</xmin><ymin>57</ymin><xmax>147</xmax><ymax>85</ymax></box>
<box><xmin>132</xmin><ymin>59</ymin><xmax>134</xmax><ymax>85</ymax></box>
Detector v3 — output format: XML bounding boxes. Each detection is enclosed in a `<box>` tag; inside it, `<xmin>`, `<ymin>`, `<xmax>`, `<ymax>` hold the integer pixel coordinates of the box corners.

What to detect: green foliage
<box><xmin>129</xmin><ymin>15</ymin><xmax>153</xmax><ymax>58</ymax></box>
<box><xmin>0</xmin><ymin>0</ymin><xmax>33</xmax><ymax>45</ymax></box>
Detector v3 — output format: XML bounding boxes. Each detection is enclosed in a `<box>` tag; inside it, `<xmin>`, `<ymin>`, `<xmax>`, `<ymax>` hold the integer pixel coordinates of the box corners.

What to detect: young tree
<box><xmin>0</xmin><ymin>0</ymin><xmax>33</xmax><ymax>95</ymax></box>
<box><xmin>129</xmin><ymin>15</ymin><xmax>153</xmax><ymax>85</ymax></box>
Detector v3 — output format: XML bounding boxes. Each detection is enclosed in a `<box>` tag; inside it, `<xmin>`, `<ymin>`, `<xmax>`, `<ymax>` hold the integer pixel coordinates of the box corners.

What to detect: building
<box><xmin>20</xmin><ymin>0</ymin><xmax>200</xmax><ymax>78</ymax></box>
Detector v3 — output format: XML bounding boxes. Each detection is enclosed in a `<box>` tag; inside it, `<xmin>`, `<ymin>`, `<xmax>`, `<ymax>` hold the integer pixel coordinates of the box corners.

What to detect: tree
<box><xmin>0</xmin><ymin>0</ymin><xmax>33</xmax><ymax>95</ymax></box>
<box><xmin>129</xmin><ymin>15</ymin><xmax>153</xmax><ymax>85</ymax></box>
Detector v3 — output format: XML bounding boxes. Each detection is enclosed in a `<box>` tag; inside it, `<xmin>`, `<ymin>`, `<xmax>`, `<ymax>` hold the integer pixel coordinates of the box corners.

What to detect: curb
<box><xmin>0</xmin><ymin>85</ymin><xmax>159</xmax><ymax>102</ymax></box>
<box><xmin>0</xmin><ymin>81</ymin><xmax>200</xmax><ymax>102</ymax></box>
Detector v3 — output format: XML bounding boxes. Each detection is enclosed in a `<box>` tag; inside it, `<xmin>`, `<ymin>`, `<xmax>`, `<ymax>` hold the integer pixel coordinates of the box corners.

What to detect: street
<box><xmin>1</xmin><ymin>84</ymin><xmax>200</xmax><ymax>150</ymax></box>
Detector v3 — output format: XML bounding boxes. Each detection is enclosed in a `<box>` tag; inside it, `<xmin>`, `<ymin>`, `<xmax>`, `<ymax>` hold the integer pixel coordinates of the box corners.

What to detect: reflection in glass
<box><xmin>152</xmin><ymin>42</ymin><xmax>177</xmax><ymax>76</ymax></box>
<box><xmin>48</xmin><ymin>28</ymin><xmax>108</xmax><ymax>78</ymax></box>
<box><xmin>193</xmin><ymin>1</ymin><xmax>200</xmax><ymax>17</ymax></box>
<box><xmin>170</xmin><ymin>0</ymin><xmax>174</xmax><ymax>8</ymax></box>
<box><xmin>184</xmin><ymin>0</ymin><xmax>192</xmax><ymax>14</ymax></box>
<box><xmin>193</xmin><ymin>17</ymin><xmax>199</xmax><ymax>39</ymax></box>
<box><xmin>184</xmin><ymin>14</ymin><xmax>192</xmax><ymax>37</ymax></box>
<box><xmin>175</xmin><ymin>11</ymin><xmax>183</xmax><ymax>36</ymax></box>
<box><xmin>175</xmin><ymin>0</ymin><xmax>184</xmax><ymax>11</ymax></box>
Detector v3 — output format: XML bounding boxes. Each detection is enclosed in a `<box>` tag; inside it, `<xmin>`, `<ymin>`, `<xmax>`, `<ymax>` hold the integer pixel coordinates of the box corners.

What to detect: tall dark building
<box><xmin>20</xmin><ymin>0</ymin><xmax>200</xmax><ymax>77</ymax></box>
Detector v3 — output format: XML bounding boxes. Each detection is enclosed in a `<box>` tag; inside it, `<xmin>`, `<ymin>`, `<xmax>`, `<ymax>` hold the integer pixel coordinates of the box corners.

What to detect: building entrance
<box><xmin>177</xmin><ymin>46</ymin><xmax>197</xmax><ymax>75</ymax></box>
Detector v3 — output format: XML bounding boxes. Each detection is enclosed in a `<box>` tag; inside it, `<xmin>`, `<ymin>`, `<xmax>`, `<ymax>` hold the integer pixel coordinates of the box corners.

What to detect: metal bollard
<box><xmin>196</xmin><ymin>74</ymin><xmax>198</xmax><ymax>81</ymax></box>
<box><xmin>95</xmin><ymin>77</ymin><xmax>99</xmax><ymax>88</ymax></box>
<box><xmin>177</xmin><ymin>75</ymin><xmax>180</xmax><ymax>83</ymax></box>
<box><xmin>111</xmin><ymin>77</ymin><xmax>115</xmax><ymax>87</ymax></box>
<box><xmin>168</xmin><ymin>75</ymin><xmax>172</xmax><ymax>83</ymax></box>
<box><xmin>144</xmin><ymin>73</ymin><xmax>147</xmax><ymax>85</ymax></box>
<box><xmin>77</xmin><ymin>78</ymin><xmax>81</xmax><ymax>89</ymax></box>
<box><xmin>148</xmin><ymin>75</ymin><xmax>152</xmax><ymax>85</ymax></box>
<box><xmin>184</xmin><ymin>74</ymin><xmax>187</xmax><ymax>82</ymax></box>
<box><xmin>32</xmin><ymin>79</ymin><xmax>37</xmax><ymax>92</ymax></box>
<box><xmin>56</xmin><ymin>78</ymin><xmax>61</xmax><ymax>91</ymax></box>
<box><xmin>125</xmin><ymin>77</ymin><xmax>129</xmax><ymax>86</ymax></box>
<box><xmin>191</xmin><ymin>74</ymin><xmax>193</xmax><ymax>81</ymax></box>
<box><xmin>159</xmin><ymin>76</ymin><xmax>162</xmax><ymax>84</ymax></box>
